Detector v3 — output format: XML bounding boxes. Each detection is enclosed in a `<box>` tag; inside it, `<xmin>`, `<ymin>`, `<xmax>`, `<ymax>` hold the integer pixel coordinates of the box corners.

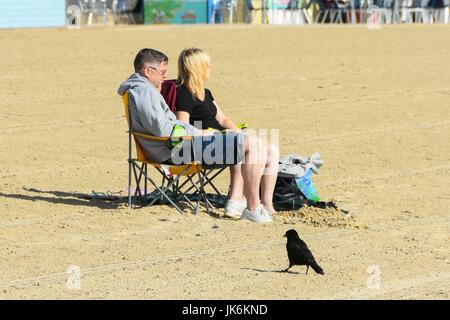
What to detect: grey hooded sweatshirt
<box><xmin>118</xmin><ymin>73</ymin><xmax>200</xmax><ymax>163</ymax></box>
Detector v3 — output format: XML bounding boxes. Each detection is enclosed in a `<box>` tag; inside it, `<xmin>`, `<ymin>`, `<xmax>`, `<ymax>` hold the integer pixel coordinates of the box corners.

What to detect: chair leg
<box><xmin>181</xmin><ymin>168</ymin><xmax>227</xmax><ymax>207</ymax></box>
<box><xmin>336</xmin><ymin>10</ymin><xmax>343</xmax><ymax>23</ymax></box>
<box><xmin>131</xmin><ymin>162</ymin><xmax>145</xmax><ymax>206</ymax></box>
<box><xmin>146</xmin><ymin>176</ymin><xmax>184</xmax><ymax>214</ymax></box>
<box><xmin>197</xmin><ymin>171</ymin><xmax>209</xmax><ymax>215</ymax></box>
<box><xmin>388</xmin><ymin>9</ymin><xmax>394</xmax><ymax>24</ymax></box>
<box><xmin>336</xmin><ymin>10</ymin><xmax>341</xmax><ymax>23</ymax></box>
<box><xmin>128</xmin><ymin>159</ymin><xmax>132</xmax><ymax>208</ymax></box>
<box><xmin>314</xmin><ymin>11</ymin><xmax>321</xmax><ymax>23</ymax></box>
<box><xmin>326</xmin><ymin>10</ymin><xmax>332</xmax><ymax>23</ymax></box>
<box><xmin>330</xmin><ymin>10</ymin><xmax>337</xmax><ymax>23</ymax></box>
<box><xmin>202</xmin><ymin>169</ymin><xmax>228</xmax><ymax>207</ymax></box>
<box><xmin>201</xmin><ymin>170</ymin><xmax>217</xmax><ymax>210</ymax></box>
<box><xmin>143</xmin><ymin>168</ymin><xmax>185</xmax><ymax>214</ymax></box>
<box><xmin>144</xmin><ymin>164</ymin><xmax>148</xmax><ymax>197</ymax></box>
<box><xmin>129</xmin><ymin>12</ymin><xmax>136</xmax><ymax>24</ymax></box>
<box><xmin>245</xmin><ymin>11</ymin><xmax>251</xmax><ymax>23</ymax></box>
<box><xmin>405</xmin><ymin>10</ymin><xmax>412</xmax><ymax>24</ymax></box>
<box><xmin>161</xmin><ymin>175</ymin><xmax>166</xmax><ymax>202</ymax></box>
<box><xmin>134</xmin><ymin>163</ymin><xmax>145</xmax><ymax>198</ymax></box>
<box><xmin>183</xmin><ymin>168</ymin><xmax>223</xmax><ymax>193</ymax></box>
<box><xmin>327</xmin><ymin>10</ymin><xmax>333</xmax><ymax>23</ymax></box>
<box><xmin>129</xmin><ymin>160</ymin><xmax>146</xmax><ymax>208</ymax></box>
<box><xmin>185</xmin><ymin>174</ymin><xmax>216</xmax><ymax>210</ymax></box>
<box><xmin>303</xmin><ymin>9</ymin><xmax>312</xmax><ymax>24</ymax></box>
<box><xmin>178</xmin><ymin>175</ymin><xmax>202</xmax><ymax>211</ymax></box>
<box><xmin>149</xmin><ymin>165</ymin><xmax>195</xmax><ymax>211</ymax></box>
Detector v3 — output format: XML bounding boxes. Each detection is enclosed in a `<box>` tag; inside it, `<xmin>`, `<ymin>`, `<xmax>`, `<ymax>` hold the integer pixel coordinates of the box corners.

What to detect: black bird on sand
<box><xmin>283</xmin><ymin>229</ymin><xmax>324</xmax><ymax>275</ymax></box>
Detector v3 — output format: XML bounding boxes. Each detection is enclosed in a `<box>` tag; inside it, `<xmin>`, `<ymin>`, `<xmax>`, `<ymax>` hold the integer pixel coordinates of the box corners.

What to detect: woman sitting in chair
<box><xmin>175</xmin><ymin>47</ymin><xmax>279</xmax><ymax>218</ymax></box>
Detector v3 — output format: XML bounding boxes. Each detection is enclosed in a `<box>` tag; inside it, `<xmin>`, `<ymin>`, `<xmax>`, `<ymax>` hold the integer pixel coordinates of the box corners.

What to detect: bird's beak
<box><xmin>283</xmin><ymin>234</ymin><xmax>286</xmax><ymax>238</ymax></box>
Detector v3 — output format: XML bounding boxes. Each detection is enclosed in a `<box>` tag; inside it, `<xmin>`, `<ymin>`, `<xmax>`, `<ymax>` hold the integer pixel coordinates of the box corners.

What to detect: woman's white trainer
<box><xmin>241</xmin><ymin>205</ymin><xmax>273</xmax><ymax>223</ymax></box>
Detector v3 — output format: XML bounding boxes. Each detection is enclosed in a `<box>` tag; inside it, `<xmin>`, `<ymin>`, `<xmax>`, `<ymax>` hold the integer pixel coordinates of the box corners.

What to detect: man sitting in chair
<box><xmin>118</xmin><ymin>48</ymin><xmax>279</xmax><ymax>223</ymax></box>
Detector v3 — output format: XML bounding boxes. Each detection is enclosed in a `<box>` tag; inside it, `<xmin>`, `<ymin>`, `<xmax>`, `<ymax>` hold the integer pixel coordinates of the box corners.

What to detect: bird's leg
<box><xmin>305</xmin><ymin>265</ymin><xmax>309</xmax><ymax>275</ymax></box>
<box><xmin>283</xmin><ymin>265</ymin><xmax>292</xmax><ymax>272</ymax></box>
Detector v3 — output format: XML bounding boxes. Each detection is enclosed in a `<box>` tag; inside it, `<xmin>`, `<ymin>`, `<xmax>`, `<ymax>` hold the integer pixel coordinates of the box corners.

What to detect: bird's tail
<box><xmin>311</xmin><ymin>261</ymin><xmax>324</xmax><ymax>275</ymax></box>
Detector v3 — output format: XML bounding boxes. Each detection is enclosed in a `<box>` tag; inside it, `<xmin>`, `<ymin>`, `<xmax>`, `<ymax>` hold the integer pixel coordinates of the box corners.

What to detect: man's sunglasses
<box><xmin>147</xmin><ymin>65</ymin><xmax>167</xmax><ymax>76</ymax></box>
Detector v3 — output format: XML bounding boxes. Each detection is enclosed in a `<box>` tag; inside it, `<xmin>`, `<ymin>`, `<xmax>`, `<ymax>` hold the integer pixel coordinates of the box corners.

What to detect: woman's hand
<box><xmin>201</xmin><ymin>129</ymin><xmax>214</xmax><ymax>136</ymax></box>
<box><xmin>176</xmin><ymin>111</ymin><xmax>190</xmax><ymax>124</ymax></box>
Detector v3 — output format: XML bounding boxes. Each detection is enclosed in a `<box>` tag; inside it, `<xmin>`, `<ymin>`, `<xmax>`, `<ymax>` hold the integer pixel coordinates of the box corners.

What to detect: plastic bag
<box><xmin>295</xmin><ymin>168</ymin><xmax>320</xmax><ymax>203</ymax></box>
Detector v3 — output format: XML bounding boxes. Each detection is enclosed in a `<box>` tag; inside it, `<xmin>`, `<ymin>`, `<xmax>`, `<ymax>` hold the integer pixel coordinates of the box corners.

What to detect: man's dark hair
<box><xmin>134</xmin><ymin>48</ymin><xmax>168</xmax><ymax>74</ymax></box>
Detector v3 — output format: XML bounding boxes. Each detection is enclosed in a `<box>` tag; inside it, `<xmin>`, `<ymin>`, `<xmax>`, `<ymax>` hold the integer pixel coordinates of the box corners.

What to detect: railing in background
<box><xmin>202</xmin><ymin>0</ymin><xmax>449</xmax><ymax>25</ymax></box>
<box><xmin>0</xmin><ymin>0</ymin><xmax>446</xmax><ymax>30</ymax></box>
<box><xmin>64</xmin><ymin>0</ymin><xmax>450</xmax><ymax>27</ymax></box>
<box><xmin>2</xmin><ymin>0</ymin><xmax>444</xmax><ymax>29</ymax></box>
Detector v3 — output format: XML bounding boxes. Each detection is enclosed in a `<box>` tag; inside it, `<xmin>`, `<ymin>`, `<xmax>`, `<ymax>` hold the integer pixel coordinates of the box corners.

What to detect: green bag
<box><xmin>170</xmin><ymin>124</ymin><xmax>186</xmax><ymax>149</ymax></box>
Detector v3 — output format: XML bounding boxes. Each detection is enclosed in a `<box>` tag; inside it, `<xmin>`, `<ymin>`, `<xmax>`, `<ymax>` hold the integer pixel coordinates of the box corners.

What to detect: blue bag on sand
<box><xmin>295</xmin><ymin>168</ymin><xmax>320</xmax><ymax>203</ymax></box>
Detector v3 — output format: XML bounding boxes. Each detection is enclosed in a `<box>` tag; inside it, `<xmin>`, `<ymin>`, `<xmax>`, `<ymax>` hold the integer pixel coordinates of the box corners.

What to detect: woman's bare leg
<box><xmin>261</xmin><ymin>144</ymin><xmax>279</xmax><ymax>214</ymax></box>
<box><xmin>228</xmin><ymin>164</ymin><xmax>244</xmax><ymax>201</ymax></box>
<box><xmin>241</xmin><ymin>135</ymin><xmax>267</xmax><ymax>211</ymax></box>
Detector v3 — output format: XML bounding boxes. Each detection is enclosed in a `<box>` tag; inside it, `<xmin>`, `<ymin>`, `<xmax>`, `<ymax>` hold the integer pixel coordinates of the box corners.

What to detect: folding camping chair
<box><xmin>112</xmin><ymin>0</ymin><xmax>142</xmax><ymax>25</ymax></box>
<box><xmin>121</xmin><ymin>88</ymin><xmax>228</xmax><ymax>214</ymax></box>
<box><xmin>244</xmin><ymin>0</ymin><xmax>269</xmax><ymax>23</ymax></box>
<box><xmin>78</xmin><ymin>0</ymin><xmax>108</xmax><ymax>26</ymax></box>
<box><xmin>311</xmin><ymin>0</ymin><xmax>351</xmax><ymax>23</ymax></box>
<box><xmin>367</xmin><ymin>0</ymin><xmax>399</xmax><ymax>24</ymax></box>
<box><xmin>282</xmin><ymin>0</ymin><xmax>312</xmax><ymax>24</ymax></box>
<box><xmin>400</xmin><ymin>0</ymin><xmax>428</xmax><ymax>23</ymax></box>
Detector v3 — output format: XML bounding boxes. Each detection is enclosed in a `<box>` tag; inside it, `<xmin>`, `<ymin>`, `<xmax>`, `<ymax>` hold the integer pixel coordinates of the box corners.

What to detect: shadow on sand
<box><xmin>240</xmin><ymin>267</ymin><xmax>302</xmax><ymax>275</ymax></box>
<box><xmin>0</xmin><ymin>187</ymin><xmax>125</xmax><ymax>210</ymax></box>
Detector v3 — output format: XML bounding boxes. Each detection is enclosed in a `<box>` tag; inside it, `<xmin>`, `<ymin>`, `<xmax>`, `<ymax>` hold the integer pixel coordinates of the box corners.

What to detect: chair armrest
<box><xmin>131</xmin><ymin>131</ymin><xmax>193</xmax><ymax>141</ymax></box>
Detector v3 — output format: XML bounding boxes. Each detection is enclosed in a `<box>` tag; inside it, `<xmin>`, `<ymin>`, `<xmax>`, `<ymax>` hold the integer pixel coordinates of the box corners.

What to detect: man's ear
<box><xmin>142</xmin><ymin>67</ymin><xmax>150</xmax><ymax>79</ymax></box>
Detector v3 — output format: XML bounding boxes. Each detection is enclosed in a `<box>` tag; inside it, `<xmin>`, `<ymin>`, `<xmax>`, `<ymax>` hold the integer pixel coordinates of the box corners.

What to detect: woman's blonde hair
<box><xmin>177</xmin><ymin>48</ymin><xmax>210</xmax><ymax>101</ymax></box>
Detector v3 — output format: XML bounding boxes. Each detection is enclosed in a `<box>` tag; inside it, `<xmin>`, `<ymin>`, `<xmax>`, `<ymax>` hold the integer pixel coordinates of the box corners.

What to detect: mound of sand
<box><xmin>278</xmin><ymin>204</ymin><xmax>366</xmax><ymax>229</ymax></box>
